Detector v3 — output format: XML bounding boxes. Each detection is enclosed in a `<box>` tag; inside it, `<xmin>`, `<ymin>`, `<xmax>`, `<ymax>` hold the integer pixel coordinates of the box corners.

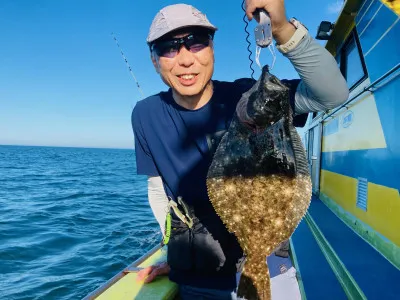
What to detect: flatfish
<box><xmin>206</xmin><ymin>66</ymin><xmax>312</xmax><ymax>300</ymax></box>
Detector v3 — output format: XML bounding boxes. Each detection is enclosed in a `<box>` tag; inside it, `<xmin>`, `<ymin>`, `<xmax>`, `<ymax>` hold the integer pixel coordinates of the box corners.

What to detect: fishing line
<box><xmin>111</xmin><ymin>32</ymin><xmax>144</xmax><ymax>108</ymax></box>
<box><xmin>111</xmin><ymin>33</ymin><xmax>144</xmax><ymax>155</ymax></box>
<box><xmin>241</xmin><ymin>0</ymin><xmax>256</xmax><ymax>80</ymax></box>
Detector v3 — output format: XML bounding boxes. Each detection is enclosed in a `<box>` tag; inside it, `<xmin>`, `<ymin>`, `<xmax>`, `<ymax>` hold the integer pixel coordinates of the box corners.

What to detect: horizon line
<box><xmin>0</xmin><ymin>143</ymin><xmax>134</xmax><ymax>151</ymax></box>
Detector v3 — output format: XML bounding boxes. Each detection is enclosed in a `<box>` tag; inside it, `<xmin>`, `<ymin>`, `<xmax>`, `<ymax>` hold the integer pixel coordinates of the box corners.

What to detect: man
<box><xmin>132</xmin><ymin>1</ymin><xmax>348</xmax><ymax>299</ymax></box>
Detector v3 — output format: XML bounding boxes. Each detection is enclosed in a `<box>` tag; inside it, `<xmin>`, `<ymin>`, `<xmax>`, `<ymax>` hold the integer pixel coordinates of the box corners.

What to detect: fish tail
<box><xmin>237</xmin><ymin>255</ymin><xmax>271</xmax><ymax>300</ymax></box>
<box><xmin>289</xmin><ymin>125</ymin><xmax>309</xmax><ymax>176</ymax></box>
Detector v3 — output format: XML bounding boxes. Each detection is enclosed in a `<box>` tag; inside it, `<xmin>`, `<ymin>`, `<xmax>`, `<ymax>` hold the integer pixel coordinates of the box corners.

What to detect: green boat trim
<box><xmin>83</xmin><ymin>244</ymin><xmax>178</xmax><ymax>300</ymax></box>
<box><xmin>289</xmin><ymin>238</ymin><xmax>307</xmax><ymax>300</ymax></box>
<box><xmin>304</xmin><ymin>213</ymin><xmax>367</xmax><ymax>300</ymax></box>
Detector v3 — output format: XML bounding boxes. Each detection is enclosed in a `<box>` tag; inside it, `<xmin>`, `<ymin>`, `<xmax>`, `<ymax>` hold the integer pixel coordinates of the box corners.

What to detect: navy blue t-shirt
<box><xmin>132</xmin><ymin>78</ymin><xmax>306</xmax><ymax>289</ymax></box>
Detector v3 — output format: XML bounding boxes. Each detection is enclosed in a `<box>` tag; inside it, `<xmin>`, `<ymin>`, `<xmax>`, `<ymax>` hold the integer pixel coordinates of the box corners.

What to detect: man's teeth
<box><xmin>180</xmin><ymin>74</ymin><xmax>196</xmax><ymax>80</ymax></box>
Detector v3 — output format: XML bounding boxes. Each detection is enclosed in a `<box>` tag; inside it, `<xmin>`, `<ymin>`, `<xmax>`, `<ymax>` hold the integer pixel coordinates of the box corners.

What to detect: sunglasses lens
<box><xmin>154</xmin><ymin>42</ymin><xmax>179</xmax><ymax>58</ymax></box>
<box><xmin>186</xmin><ymin>36</ymin><xmax>210</xmax><ymax>53</ymax></box>
<box><xmin>153</xmin><ymin>33</ymin><xmax>212</xmax><ymax>58</ymax></box>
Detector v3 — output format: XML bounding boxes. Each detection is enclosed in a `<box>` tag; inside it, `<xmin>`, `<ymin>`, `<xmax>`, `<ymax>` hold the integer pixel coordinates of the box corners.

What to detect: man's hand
<box><xmin>245</xmin><ymin>0</ymin><xmax>295</xmax><ymax>45</ymax></box>
<box><xmin>136</xmin><ymin>262</ymin><xmax>170</xmax><ymax>283</ymax></box>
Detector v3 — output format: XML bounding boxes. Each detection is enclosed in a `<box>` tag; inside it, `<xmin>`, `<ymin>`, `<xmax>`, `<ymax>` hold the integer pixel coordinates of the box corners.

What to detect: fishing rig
<box><xmin>111</xmin><ymin>33</ymin><xmax>144</xmax><ymax>102</ymax></box>
<box><xmin>241</xmin><ymin>0</ymin><xmax>276</xmax><ymax>79</ymax></box>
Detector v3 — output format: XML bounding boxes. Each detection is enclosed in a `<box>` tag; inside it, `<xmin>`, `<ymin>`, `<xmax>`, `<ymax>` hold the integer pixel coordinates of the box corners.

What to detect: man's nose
<box><xmin>176</xmin><ymin>45</ymin><xmax>195</xmax><ymax>67</ymax></box>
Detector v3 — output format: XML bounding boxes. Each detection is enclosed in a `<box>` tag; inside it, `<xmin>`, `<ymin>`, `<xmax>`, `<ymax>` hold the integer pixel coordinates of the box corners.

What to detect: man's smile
<box><xmin>177</xmin><ymin>73</ymin><xmax>199</xmax><ymax>85</ymax></box>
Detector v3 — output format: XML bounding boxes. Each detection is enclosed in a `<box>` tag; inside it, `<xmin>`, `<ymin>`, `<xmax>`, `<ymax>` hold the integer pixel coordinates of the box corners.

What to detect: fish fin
<box><xmin>289</xmin><ymin>126</ymin><xmax>309</xmax><ymax>176</ymax></box>
<box><xmin>237</xmin><ymin>256</ymin><xmax>271</xmax><ymax>300</ymax></box>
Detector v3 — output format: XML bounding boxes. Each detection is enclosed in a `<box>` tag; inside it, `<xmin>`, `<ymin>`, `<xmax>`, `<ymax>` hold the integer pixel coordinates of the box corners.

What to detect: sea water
<box><xmin>0</xmin><ymin>145</ymin><xmax>160</xmax><ymax>299</ymax></box>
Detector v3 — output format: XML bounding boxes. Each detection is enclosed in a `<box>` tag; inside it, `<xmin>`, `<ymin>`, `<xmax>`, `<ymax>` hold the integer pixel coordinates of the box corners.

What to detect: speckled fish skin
<box><xmin>206</xmin><ymin>66</ymin><xmax>312</xmax><ymax>300</ymax></box>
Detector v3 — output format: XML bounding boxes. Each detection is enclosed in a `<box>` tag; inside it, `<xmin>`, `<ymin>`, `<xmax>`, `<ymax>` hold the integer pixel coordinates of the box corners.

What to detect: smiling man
<box><xmin>150</xmin><ymin>27</ymin><xmax>215</xmax><ymax>109</ymax></box>
<box><xmin>132</xmin><ymin>1</ymin><xmax>348</xmax><ymax>299</ymax></box>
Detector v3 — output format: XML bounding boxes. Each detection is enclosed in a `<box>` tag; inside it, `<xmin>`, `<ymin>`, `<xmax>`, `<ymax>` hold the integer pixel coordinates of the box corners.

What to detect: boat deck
<box><xmin>292</xmin><ymin>216</ymin><xmax>347</xmax><ymax>299</ymax></box>
<box><xmin>292</xmin><ymin>196</ymin><xmax>400</xmax><ymax>299</ymax></box>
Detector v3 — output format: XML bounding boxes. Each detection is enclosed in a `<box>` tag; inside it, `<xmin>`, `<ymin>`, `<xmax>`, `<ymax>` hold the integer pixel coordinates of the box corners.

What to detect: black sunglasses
<box><xmin>151</xmin><ymin>33</ymin><xmax>214</xmax><ymax>58</ymax></box>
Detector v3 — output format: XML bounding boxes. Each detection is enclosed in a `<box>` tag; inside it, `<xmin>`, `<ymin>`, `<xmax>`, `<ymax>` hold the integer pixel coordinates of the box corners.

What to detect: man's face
<box><xmin>151</xmin><ymin>30</ymin><xmax>214</xmax><ymax>97</ymax></box>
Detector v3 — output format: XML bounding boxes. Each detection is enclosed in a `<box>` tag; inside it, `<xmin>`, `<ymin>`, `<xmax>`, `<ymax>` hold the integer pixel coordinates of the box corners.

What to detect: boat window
<box><xmin>340</xmin><ymin>30</ymin><xmax>368</xmax><ymax>91</ymax></box>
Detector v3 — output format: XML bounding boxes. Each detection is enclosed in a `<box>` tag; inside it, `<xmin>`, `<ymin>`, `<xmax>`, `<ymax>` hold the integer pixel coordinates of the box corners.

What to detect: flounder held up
<box><xmin>206</xmin><ymin>66</ymin><xmax>312</xmax><ymax>300</ymax></box>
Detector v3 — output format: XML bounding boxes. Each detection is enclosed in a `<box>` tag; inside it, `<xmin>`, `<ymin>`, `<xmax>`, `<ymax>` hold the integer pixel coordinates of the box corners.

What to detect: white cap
<box><xmin>147</xmin><ymin>4</ymin><xmax>217</xmax><ymax>44</ymax></box>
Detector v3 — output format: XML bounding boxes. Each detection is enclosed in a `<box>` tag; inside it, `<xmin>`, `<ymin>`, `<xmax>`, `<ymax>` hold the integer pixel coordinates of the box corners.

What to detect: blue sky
<box><xmin>0</xmin><ymin>0</ymin><xmax>343</xmax><ymax>149</ymax></box>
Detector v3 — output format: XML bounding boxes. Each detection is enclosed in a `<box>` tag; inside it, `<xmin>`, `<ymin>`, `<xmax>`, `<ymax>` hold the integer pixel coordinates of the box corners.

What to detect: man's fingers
<box><xmin>136</xmin><ymin>266</ymin><xmax>154</xmax><ymax>281</ymax></box>
<box><xmin>135</xmin><ymin>263</ymin><xmax>169</xmax><ymax>283</ymax></box>
<box><xmin>144</xmin><ymin>269</ymin><xmax>159</xmax><ymax>283</ymax></box>
<box><xmin>246</xmin><ymin>1</ymin><xmax>256</xmax><ymax>21</ymax></box>
<box><xmin>136</xmin><ymin>265</ymin><xmax>163</xmax><ymax>283</ymax></box>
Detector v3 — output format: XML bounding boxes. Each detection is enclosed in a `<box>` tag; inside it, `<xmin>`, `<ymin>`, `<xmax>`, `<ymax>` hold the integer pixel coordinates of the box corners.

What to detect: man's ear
<box><xmin>151</xmin><ymin>53</ymin><xmax>160</xmax><ymax>74</ymax></box>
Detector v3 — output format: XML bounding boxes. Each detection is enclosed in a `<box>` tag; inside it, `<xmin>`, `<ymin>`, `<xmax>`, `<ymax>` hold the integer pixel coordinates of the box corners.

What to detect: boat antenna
<box><xmin>111</xmin><ymin>32</ymin><xmax>144</xmax><ymax>101</ymax></box>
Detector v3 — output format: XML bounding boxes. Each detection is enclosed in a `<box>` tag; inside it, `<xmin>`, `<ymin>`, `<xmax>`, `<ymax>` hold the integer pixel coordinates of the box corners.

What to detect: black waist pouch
<box><xmin>167</xmin><ymin>218</ymin><xmax>192</xmax><ymax>271</ymax></box>
<box><xmin>167</xmin><ymin>209</ymin><xmax>242</xmax><ymax>274</ymax></box>
<box><xmin>191</xmin><ymin>215</ymin><xmax>227</xmax><ymax>273</ymax></box>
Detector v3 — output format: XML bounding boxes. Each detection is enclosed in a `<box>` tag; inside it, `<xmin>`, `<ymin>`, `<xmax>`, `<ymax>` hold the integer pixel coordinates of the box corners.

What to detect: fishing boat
<box><xmin>293</xmin><ymin>0</ymin><xmax>400</xmax><ymax>299</ymax></box>
<box><xmin>85</xmin><ymin>0</ymin><xmax>400</xmax><ymax>298</ymax></box>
